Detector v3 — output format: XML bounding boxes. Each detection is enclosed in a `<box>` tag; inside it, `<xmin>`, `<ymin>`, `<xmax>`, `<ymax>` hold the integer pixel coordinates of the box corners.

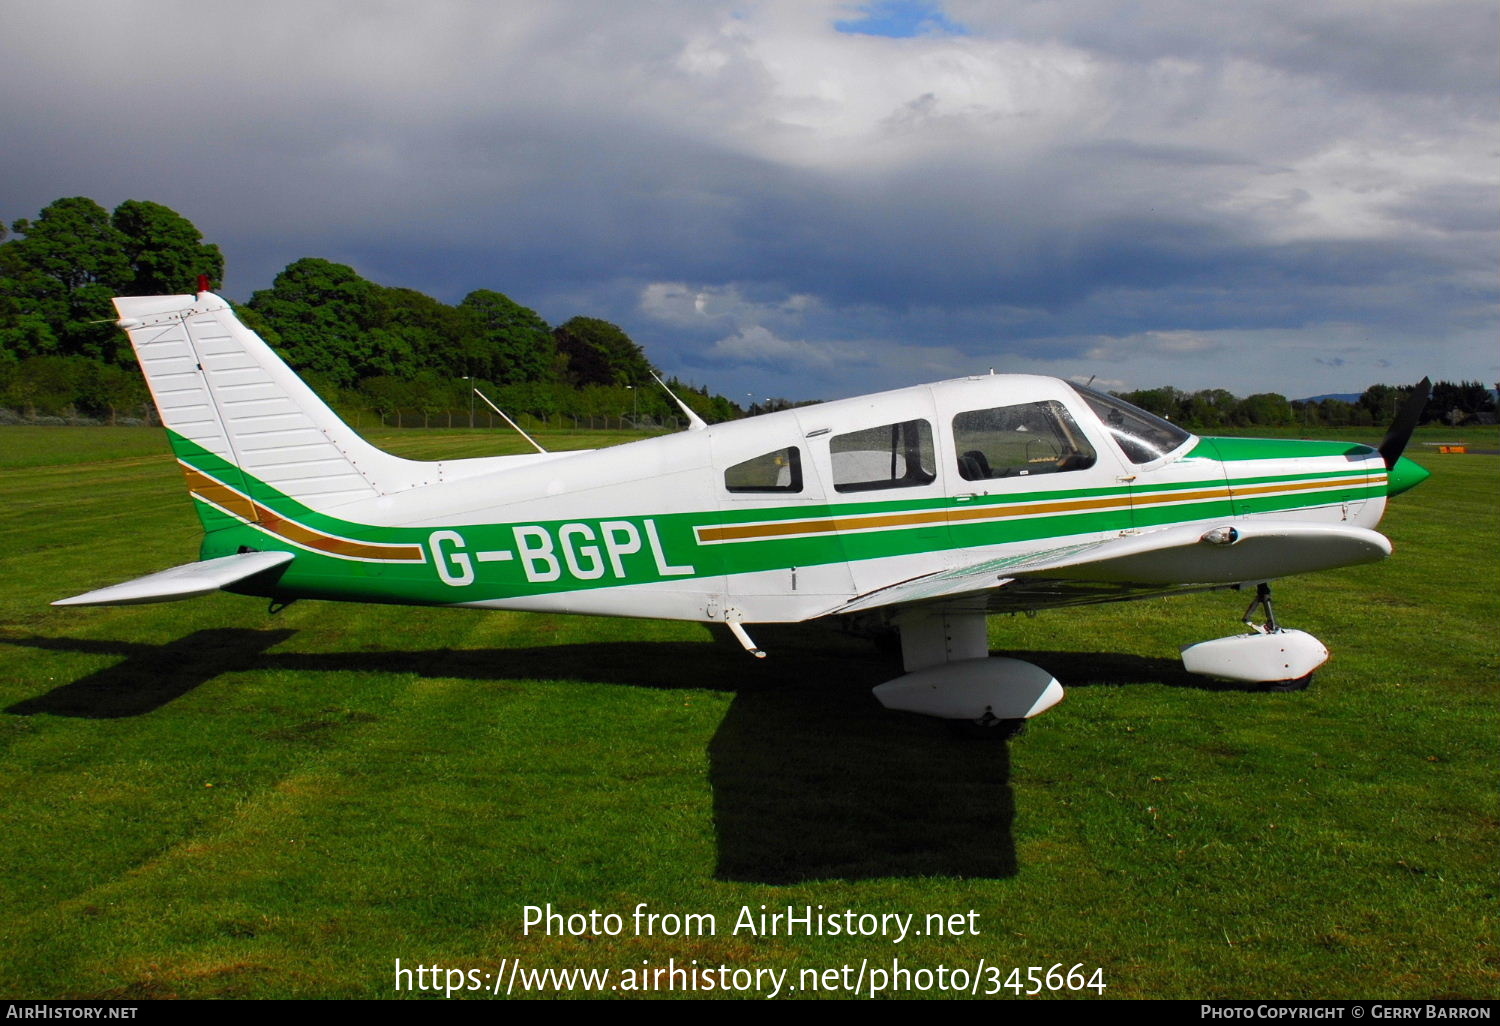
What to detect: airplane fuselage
<box><xmin>180</xmin><ymin>373</ymin><xmax>1395</xmax><ymax>624</ymax></box>
<box><xmin>57</xmin><ymin>292</ymin><xmax>1430</xmax><ymax>719</ymax></box>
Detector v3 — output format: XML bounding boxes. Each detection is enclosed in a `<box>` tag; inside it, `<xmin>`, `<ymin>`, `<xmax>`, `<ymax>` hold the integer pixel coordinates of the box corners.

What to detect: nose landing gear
<box><xmin>1181</xmin><ymin>583</ymin><xmax>1329</xmax><ymax>690</ymax></box>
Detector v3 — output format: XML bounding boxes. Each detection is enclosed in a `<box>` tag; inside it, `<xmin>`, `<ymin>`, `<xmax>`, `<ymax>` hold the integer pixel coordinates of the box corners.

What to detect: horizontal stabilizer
<box><xmin>53</xmin><ymin>551</ymin><xmax>294</xmax><ymax>607</ymax></box>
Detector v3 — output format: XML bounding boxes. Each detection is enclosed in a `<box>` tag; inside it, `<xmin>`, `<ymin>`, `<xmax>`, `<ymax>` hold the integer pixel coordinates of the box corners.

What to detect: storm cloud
<box><xmin>2</xmin><ymin>0</ymin><xmax>1494</xmax><ymax>399</ymax></box>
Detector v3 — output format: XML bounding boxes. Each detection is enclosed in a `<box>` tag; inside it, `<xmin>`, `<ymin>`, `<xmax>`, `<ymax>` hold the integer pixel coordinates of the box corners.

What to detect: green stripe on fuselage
<box><xmin>172</xmin><ymin>433</ymin><xmax>1379</xmax><ymax>605</ymax></box>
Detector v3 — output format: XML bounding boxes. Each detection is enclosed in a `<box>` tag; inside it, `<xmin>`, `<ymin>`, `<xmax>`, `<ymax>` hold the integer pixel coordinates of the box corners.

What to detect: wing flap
<box><xmin>1013</xmin><ymin>521</ymin><xmax>1391</xmax><ymax>585</ymax></box>
<box><xmin>832</xmin><ymin>521</ymin><xmax>1391</xmax><ymax>615</ymax></box>
<box><xmin>53</xmin><ymin>551</ymin><xmax>295</xmax><ymax>607</ymax></box>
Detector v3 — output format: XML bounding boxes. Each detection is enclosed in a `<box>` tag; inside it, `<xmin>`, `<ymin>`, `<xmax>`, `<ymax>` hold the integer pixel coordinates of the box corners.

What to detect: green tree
<box><xmin>554</xmin><ymin>316</ymin><xmax>654</xmax><ymax>387</ymax></box>
<box><xmin>459</xmin><ymin>290</ymin><xmax>555</xmax><ymax>385</ymax></box>
<box><xmin>1178</xmin><ymin>388</ymin><xmax>1235</xmax><ymax>428</ymax></box>
<box><xmin>248</xmin><ymin>258</ymin><xmax>379</xmax><ymax>388</ymax></box>
<box><xmin>664</xmin><ymin>376</ymin><xmax>720</xmax><ymax>424</ymax></box>
<box><xmin>75</xmin><ymin>360</ymin><xmax>148</xmax><ymax>423</ymax></box>
<box><xmin>1318</xmin><ymin>398</ymin><xmax>1357</xmax><ymax>427</ymax></box>
<box><xmin>112</xmin><ymin>200</ymin><xmax>225</xmax><ymax>294</ymax></box>
<box><xmin>359</xmin><ymin>375</ymin><xmax>414</xmax><ymax>425</ymax></box>
<box><xmin>1</xmin><ymin>197</ymin><xmax>133</xmax><ymax>363</ymax></box>
<box><xmin>368</xmin><ymin>286</ymin><xmax>467</xmax><ymax>380</ymax></box>
<box><xmin>0</xmin><ymin>197</ymin><xmax>223</xmax><ymax>373</ymax></box>
<box><xmin>1121</xmin><ymin>386</ymin><xmax>1184</xmax><ymax>422</ymax></box>
<box><xmin>1427</xmin><ymin>380</ymin><xmax>1496</xmax><ymax>425</ymax></box>
<box><xmin>231</xmin><ymin>302</ymin><xmax>285</xmax><ymax>349</ymax></box>
<box><xmin>0</xmin><ymin>310</ymin><xmax>61</xmax><ymax>360</ymax></box>
<box><xmin>5</xmin><ymin>355</ymin><xmax>88</xmax><ymax>416</ymax></box>
<box><xmin>407</xmin><ymin>370</ymin><xmax>452</xmax><ymax>427</ymax></box>
<box><xmin>1358</xmin><ymin>384</ymin><xmax>1403</xmax><ymax>423</ymax></box>
<box><xmin>5</xmin><ymin>198</ymin><xmax>130</xmax><ymax>295</ymax></box>
<box><xmin>1239</xmin><ymin>393</ymin><xmax>1293</xmax><ymax>427</ymax></box>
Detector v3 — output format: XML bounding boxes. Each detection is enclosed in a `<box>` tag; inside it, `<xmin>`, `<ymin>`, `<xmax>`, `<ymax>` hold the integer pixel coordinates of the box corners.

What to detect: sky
<box><xmin>3</xmin><ymin>0</ymin><xmax>1496</xmax><ymax>402</ymax></box>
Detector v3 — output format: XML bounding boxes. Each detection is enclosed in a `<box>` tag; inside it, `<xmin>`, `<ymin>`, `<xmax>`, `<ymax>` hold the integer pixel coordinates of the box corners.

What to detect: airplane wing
<box><xmin>52</xmin><ymin>551</ymin><xmax>295</xmax><ymax>607</ymax></box>
<box><xmin>831</xmin><ymin>521</ymin><xmax>1392</xmax><ymax>615</ymax></box>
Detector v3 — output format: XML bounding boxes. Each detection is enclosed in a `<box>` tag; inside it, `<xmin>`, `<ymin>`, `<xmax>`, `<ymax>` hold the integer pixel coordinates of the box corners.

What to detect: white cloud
<box><xmin>639</xmin><ymin>281</ymin><xmax>822</xmax><ymax>327</ymax></box>
<box><xmin>704</xmin><ymin>325</ymin><xmax>845</xmax><ymax>369</ymax></box>
<box><xmin>1084</xmin><ymin>331</ymin><xmax>1223</xmax><ymax>361</ymax></box>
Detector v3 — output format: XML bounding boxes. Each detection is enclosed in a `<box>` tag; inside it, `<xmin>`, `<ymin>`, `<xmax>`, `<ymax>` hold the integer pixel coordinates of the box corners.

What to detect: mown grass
<box><xmin>0</xmin><ymin>424</ymin><xmax>1494</xmax><ymax>1000</ymax></box>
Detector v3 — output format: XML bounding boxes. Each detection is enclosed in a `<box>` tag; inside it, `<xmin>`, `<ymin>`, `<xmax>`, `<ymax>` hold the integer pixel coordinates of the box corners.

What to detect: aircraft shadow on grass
<box><xmin>3</xmin><ymin>624</ymin><xmax>1236</xmax><ymax>883</ymax></box>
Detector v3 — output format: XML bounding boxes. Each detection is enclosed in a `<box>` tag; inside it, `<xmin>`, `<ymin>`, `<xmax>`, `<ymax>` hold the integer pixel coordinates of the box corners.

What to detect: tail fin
<box><xmin>115</xmin><ymin>291</ymin><xmax>432</xmax><ymax>521</ymax></box>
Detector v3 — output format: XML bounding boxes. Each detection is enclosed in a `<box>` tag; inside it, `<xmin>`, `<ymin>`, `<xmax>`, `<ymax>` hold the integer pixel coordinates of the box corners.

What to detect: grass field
<box><xmin>0</xmin><ymin>423</ymin><xmax>1495</xmax><ymax>1000</ymax></box>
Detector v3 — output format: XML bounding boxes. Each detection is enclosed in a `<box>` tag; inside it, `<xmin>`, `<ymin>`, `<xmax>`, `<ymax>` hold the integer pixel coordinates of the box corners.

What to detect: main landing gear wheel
<box><xmin>1260</xmin><ymin>672</ymin><xmax>1314</xmax><ymax>693</ymax></box>
<box><xmin>948</xmin><ymin>712</ymin><xmax>1028</xmax><ymax>740</ymax></box>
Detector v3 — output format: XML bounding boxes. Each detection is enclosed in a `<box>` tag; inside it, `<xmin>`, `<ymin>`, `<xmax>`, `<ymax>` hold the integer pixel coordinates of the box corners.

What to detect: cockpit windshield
<box><xmin>1069</xmin><ymin>383</ymin><xmax>1192</xmax><ymax>465</ymax></box>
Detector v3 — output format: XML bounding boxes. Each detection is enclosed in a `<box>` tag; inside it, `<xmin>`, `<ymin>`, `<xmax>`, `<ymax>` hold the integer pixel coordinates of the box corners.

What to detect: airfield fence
<box><xmin>373</xmin><ymin>409</ymin><xmax>685</xmax><ymax>432</ymax></box>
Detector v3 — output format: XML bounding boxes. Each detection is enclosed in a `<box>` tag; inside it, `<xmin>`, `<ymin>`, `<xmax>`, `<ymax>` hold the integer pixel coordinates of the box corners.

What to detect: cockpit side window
<box><xmin>1070</xmin><ymin>383</ymin><xmax>1192</xmax><ymax>465</ymax></box>
<box><xmin>830</xmin><ymin>419</ymin><xmax>936</xmax><ymax>493</ymax></box>
<box><xmin>953</xmin><ymin>401</ymin><xmax>1097</xmax><ymax>481</ymax></box>
<box><xmin>724</xmin><ymin>447</ymin><xmax>803</xmax><ymax>493</ymax></box>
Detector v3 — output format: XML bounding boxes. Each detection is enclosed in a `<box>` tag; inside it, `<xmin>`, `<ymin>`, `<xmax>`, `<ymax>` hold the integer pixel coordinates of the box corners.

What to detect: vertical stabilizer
<box><xmin>114</xmin><ymin>292</ymin><xmax>433</xmax><ymax>513</ymax></box>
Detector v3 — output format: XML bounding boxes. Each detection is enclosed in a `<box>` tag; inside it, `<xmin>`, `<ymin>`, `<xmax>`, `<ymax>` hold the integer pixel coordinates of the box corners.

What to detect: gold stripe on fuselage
<box><xmin>695</xmin><ymin>473</ymin><xmax>1375</xmax><ymax>545</ymax></box>
<box><xmin>182</xmin><ymin>465</ymin><xmax>426</xmax><ymax>562</ymax></box>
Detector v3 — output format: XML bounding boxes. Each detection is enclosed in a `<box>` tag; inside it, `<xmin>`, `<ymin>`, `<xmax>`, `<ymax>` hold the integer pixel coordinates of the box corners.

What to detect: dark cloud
<box><xmin>1</xmin><ymin>0</ymin><xmax>1493</xmax><ymax>400</ymax></box>
<box><xmin>1385</xmin><ymin>182</ymin><xmax>1500</xmax><ymax>235</ymax></box>
<box><xmin>948</xmin><ymin>0</ymin><xmax>1498</xmax><ymax>101</ymax></box>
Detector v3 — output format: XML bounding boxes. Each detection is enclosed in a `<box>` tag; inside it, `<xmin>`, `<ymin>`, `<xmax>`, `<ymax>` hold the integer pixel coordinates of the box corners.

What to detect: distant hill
<box><xmin>1298</xmin><ymin>393</ymin><xmax>1362</xmax><ymax>404</ymax></box>
<box><xmin>1302</xmin><ymin>388</ymin><xmax>1500</xmax><ymax>406</ymax></box>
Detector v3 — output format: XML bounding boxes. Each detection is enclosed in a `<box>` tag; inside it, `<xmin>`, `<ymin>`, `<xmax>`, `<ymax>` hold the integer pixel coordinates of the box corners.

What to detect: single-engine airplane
<box><xmin>56</xmin><ymin>289</ymin><xmax>1431</xmax><ymax>732</ymax></box>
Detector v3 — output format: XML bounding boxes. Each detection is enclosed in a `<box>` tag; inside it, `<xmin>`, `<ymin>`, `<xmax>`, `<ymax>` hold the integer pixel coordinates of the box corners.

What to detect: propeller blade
<box><xmin>1377</xmin><ymin>377</ymin><xmax>1431</xmax><ymax>469</ymax></box>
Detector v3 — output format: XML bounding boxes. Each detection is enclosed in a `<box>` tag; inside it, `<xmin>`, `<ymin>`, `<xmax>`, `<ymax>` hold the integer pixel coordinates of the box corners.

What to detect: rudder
<box><xmin>114</xmin><ymin>291</ymin><xmax>434</xmax><ymax>528</ymax></box>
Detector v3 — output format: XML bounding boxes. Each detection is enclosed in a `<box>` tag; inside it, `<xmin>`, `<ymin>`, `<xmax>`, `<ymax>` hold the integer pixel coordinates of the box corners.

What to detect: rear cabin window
<box><xmin>724</xmin><ymin>447</ymin><xmax>802</xmax><ymax>493</ymax></box>
<box><xmin>1070</xmin><ymin>383</ymin><xmax>1191</xmax><ymax>465</ymax></box>
<box><xmin>953</xmin><ymin>401</ymin><xmax>1097</xmax><ymax>480</ymax></box>
<box><xmin>830</xmin><ymin>419</ymin><xmax>936</xmax><ymax>493</ymax></box>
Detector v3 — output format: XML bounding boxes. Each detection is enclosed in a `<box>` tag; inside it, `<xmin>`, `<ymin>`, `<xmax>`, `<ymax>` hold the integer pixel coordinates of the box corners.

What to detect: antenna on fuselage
<box><xmin>472</xmin><ymin>388</ymin><xmax>548</xmax><ymax>454</ymax></box>
<box><xmin>651</xmin><ymin>372</ymin><xmax>708</xmax><ymax>431</ymax></box>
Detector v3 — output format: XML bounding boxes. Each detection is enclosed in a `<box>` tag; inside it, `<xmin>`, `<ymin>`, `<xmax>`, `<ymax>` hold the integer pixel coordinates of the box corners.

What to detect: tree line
<box><xmin>0</xmin><ymin>197</ymin><xmax>738</xmax><ymax>426</ymax></box>
<box><xmin>1115</xmin><ymin>382</ymin><xmax>1495</xmax><ymax>430</ymax></box>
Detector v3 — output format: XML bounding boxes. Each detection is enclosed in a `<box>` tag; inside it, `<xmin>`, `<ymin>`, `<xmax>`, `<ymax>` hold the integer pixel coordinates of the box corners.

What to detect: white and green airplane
<box><xmin>56</xmin><ymin>289</ymin><xmax>1431</xmax><ymax>732</ymax></box>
